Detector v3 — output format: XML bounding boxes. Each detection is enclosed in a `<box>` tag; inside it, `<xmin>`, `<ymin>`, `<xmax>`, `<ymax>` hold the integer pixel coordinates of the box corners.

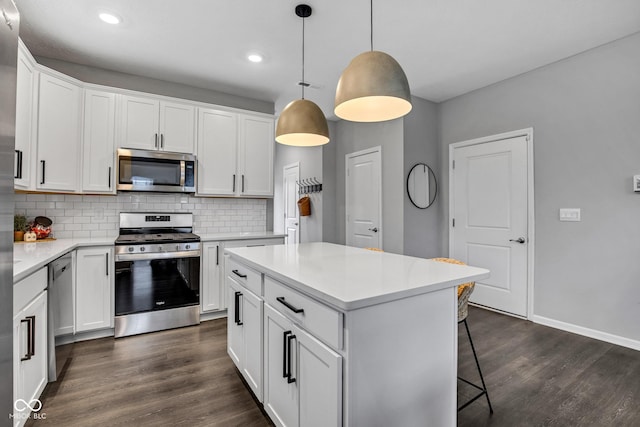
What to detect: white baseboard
<box><xmin>200</xmin><ymin>309</ymin><xmax>228</xmax><ymax>322</ymax></box>
<box><xmin>532</xmin><ymin>315</ymin><xmax>640</xmax><ymax>351</ymax></box>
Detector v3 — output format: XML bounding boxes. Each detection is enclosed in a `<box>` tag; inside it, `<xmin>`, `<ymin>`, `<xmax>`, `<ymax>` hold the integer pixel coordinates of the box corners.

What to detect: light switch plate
<box><xmin>559</xmin><ymin>208</ymin><xmax>581</xmax><ymax>222</ymax></box>
<box><xmin>634</xmin><ymin>175</ymin><xmax>640</xmax><ymax>192</ymax></box>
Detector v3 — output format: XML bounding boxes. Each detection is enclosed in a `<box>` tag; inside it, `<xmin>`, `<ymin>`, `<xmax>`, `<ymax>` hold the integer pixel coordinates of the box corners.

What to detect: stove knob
<box><xmin>185</xmin><ymin>244</ymin><xmax>191</xmax><ymax>250</ymax></box>
<box><xmin>140</xmin><ymin>247</ymin><xmax>146</xmax><ymax>252</ymax></box>
<box><xmin>159</xmin><ymin>246</ymin><xmax>163</xmax><ymax>252</ymax></box>
<box><xmin>128</xmin><ymin>247</ymin><xmax>134</xmax><ymax>252</ymax></box>
<box><xmin>175</xmin><ymin>245</ymin><xmax>180</xmax><ymax>251</ymax></box>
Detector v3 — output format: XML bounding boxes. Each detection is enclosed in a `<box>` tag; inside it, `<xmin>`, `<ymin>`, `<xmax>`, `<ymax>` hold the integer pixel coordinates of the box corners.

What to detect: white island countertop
<box><xmin>225</xmin><ymin>242</ymin><xmax>490</xmax><ymax>311</ymax></box>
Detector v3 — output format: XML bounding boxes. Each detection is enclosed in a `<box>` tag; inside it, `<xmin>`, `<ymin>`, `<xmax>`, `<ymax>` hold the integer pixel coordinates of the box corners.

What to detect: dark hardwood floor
<box><xmin>29</xmin><ymin>308</ymin><xmax>640</xmax><ymax>426</ymax></box>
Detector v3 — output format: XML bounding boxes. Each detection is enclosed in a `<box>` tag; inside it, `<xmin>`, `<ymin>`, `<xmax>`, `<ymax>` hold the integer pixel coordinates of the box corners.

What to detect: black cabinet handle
<box><xmin>242</xmin><ymin>174</ymin><xmax>245</xmax><ymax>193</ymax></box>
<box><xmin>232</xmin><ymin>269</ymin><xmax>247</xmax><ymax>279</ymax></box>
<box><xmin>216</xmin><ymin>245</ymin><xmax>219</xmax><ymax>266</ymax></box>
<box><xmin>108</xmin><ymin>167</ymin><xmax>112</xmax><ymax>188</ymax></box>
<box><xmin>29</xmin><ymin>315</ymin><xmax>36</xmax><ymax>357</ymax></box>
<box><xmin>14</xmin><ymin>150</ymin><xmax>21</xmax><ymax>179</ymax></box>
<box><xmin>232</xmin><ymin>174</ymin><xmax>236</xmax><ymax>192</ymax></box>
<box><xmin>287</xmin><ymin>333</ymin><xmax>296</xmax><ymax>383</ymax></box>
<box><xmin>283</xmin><ymin>330</ymin><xmax>292</xmax><ymax>379</ymax></box>
<box><xmin>20</xmin><ymin>317</ymin><xmax>32</xmax><ymax>361</ymax></box>
<box><xmin>105</xmin><ymin>253</ymin><xmax>109</xmax><ymax>276</ymax></box>
<box><xmin>19</xmin><ymin>150</ymin><xmax>23</xmax><ymax>179</ymax></box>
<box><xmin>161</xmin><ymin>134</ymin><xmax>164</xmax><ymax>149</ymax></box>
<box><xmin>40</xmin><ymin>160</ymin><xmax>45</xmax><ymax>184</ymax></box>
<box><xmin>155</xmin><ymin>133</ymin><xmax>158</xmax><ymax>148</ymax></box>
<box><xmin>277</xmin><ymin>296</ymin><xmax>304</xmax><ymax>314</ymax></box>
<box><xmin>234</xmin><ymin>291</ymin><xmax>243</xmax><ymax>325</ymax></box>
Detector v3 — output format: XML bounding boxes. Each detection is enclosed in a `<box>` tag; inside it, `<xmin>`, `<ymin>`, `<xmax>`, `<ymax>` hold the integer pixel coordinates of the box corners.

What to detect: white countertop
<box><xmin>198</xmin><ymin>231</ymin><xmax>285</xmax><ymax>242</ymax></box>
<box><xmin>13</xmin><ymin>237</ymin><xmax>117</xmax><ymax>282</ymax></box>
<box><xmin>13</xmin><ymin>232</ymin><xmax>286</xmax><ymax>283</ymax></box>
<box><xmin>225</xmin><ymin>242</ymin><xmax>491</xmax><ymax>311</ymax></box>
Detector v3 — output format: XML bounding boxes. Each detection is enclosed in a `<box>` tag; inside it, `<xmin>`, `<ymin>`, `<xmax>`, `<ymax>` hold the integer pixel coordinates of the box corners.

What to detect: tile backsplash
<box><xmin>14</xmin><ymin>193</ymin><xmax>266</xmax><ymax>239</ymax></box>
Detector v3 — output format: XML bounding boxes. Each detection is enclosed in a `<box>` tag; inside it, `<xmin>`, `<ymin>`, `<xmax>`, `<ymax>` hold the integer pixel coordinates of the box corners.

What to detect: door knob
<box><xmin>368</xmin><ymin>227</ymin><xmax>378</xmax><ymax>233</ymax></box>
<box><xmin>509</xmin><ymin>237</ymin><xmax>526</xmax><ymax>244</ymax></box>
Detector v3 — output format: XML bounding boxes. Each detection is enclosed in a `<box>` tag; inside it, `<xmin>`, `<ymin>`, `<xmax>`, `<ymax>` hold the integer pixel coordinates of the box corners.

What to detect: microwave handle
<box><xmin>180</xmin><ymin>161</ymin><xmax>186</xmax><ymax>187</ymax></box>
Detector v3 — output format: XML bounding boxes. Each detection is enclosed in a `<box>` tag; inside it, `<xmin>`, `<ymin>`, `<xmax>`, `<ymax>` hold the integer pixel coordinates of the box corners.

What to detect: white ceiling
<box><xmin>15</xmin><ymin>0</ymin><xmax>640</xmax><ymax>119</ymax></box>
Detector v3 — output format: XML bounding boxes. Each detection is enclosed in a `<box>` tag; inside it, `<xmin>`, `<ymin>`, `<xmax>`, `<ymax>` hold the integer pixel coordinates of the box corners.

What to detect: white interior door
<box><xmin>450</xmin><ymin>132</ymin><xmax>531</xmax><ymax>317</ymax></box>
<box><xmin>283</xmin><ymin>163</ymin><xmax>300</xmax><ymax>244</ymax></box>
<box><xmin>346</xmin><ymin>147</ymin><xmax>382</xmax><ymax>249</ymax></box>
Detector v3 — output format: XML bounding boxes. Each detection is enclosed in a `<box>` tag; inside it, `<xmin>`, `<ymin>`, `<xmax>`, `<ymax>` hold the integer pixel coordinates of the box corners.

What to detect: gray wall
<box><xmin>322</xmin><ymin>121</ymin><xmax>339</xmax><ymax>244</ymax></box>
<box><xmin>403</xmin><ymin>96</ymin><xmax>442</xmax><ymax>258</ymax></box>
<box><xmin>273</xmin><ymin>140</ymin><xmax>325</xmax><ymax>243</ymax></box>
<box><xmin>334</xmin><ymin>119</ymin><xmax>404</xmax><ymax>254</ymax></box>
<box><xmin>439</xmin><ymin>32</ymin><xmax>640</xmax><ymax>341</ymax></box>
<box><xmin>35</xmin><ymin>56</ymin><xmax>273</xmax><ymax>114</ymax></box>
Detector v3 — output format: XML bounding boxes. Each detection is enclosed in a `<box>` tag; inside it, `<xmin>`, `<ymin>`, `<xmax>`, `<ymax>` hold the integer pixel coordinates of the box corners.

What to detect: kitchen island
<box><xmin>225</xmin><ymin>242</ymin><xmax>490</xmax><ymax>427</ymax></box>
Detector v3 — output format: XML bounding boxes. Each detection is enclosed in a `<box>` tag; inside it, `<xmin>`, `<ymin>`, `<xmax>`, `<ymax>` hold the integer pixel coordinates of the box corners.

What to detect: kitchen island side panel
<box><xmin>343</xmin><ymin>287</ymin><xmax>457</xmax><ymax>427</ymax></box>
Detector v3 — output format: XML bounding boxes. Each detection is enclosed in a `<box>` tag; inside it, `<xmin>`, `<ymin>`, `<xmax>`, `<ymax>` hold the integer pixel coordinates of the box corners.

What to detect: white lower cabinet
<box><xmin>228</xmin><ymin>277</ymin><xmax>264</xmax><ymax>401</ymax></box>
<box><xmin>75</xmin><ymin>247</ymin><xmax>114</xmax><ymax>332</ymax></box>
<box><xmin>263</xmin><ymin>304</ymin><xmax>342</xmax><ymax>427</ymax></box>
<box><xmin>13</xmin><ymin>268</ymin><xmax>48</xmax><ymax>427</ymax></box>
<box><xmin>201</xmin><ymin>241</ymin><xmax>223</xmax><ymax>313</ymax></box>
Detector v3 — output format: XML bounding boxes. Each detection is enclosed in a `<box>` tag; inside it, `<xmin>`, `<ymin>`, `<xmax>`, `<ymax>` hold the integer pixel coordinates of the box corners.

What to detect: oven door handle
<box><xmin>115</xmin><ymin>250</ymin><xmax>201</xmax><ymax>262</ymax></box>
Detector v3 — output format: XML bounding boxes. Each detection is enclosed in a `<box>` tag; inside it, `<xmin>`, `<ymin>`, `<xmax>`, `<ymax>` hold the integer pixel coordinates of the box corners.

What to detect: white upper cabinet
<box><xmin>82</xmin><ymin>89</ymin><xmax>116</xmax><ymax>194</ymax></box>
<box><xmin>14</xmin><ymin>40</ymin><xmax>37</xmax><ymax>190</ymax></box>
<box><xmin>197</xmin><ymin>109</ymin><xmax>274</xmax><ymax>197</ymax></box>
<box><xmin>197</xmin><ymin>108</ymin><xmax>238</xmax><ymax>196</ymax></box>
<box><xmin>119</xmin><ymin>94</ymin><xmax>195</xmax><ymax>154</ymax></box>
<box><xmin>238</xmin><ymin>114</ymin><xmax>274</xmax><ymax>197</ymax></box>
<box><xmin>36</xmin><ymin>70</ymin><xmax>82</xmax><ymax>192</ymax></box>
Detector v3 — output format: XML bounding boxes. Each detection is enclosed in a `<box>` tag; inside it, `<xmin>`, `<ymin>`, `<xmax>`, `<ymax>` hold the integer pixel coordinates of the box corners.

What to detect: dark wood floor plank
<box><xmin>27</xmin><ymin>308</ymin><xmax>640</xmax><ymax>426</ymax></box>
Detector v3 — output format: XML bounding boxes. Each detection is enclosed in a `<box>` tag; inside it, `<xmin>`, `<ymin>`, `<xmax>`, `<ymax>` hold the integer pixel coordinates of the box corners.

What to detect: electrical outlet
<box><xmin>559</xmin><ymin>208</ymin><xmax>581</xmax><ymax>222</ymax></box>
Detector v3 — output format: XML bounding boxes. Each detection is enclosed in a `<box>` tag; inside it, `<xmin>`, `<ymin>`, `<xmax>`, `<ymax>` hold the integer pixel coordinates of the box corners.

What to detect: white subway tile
<box><xmin>73</xmin><ymin>231</ymin><xmax>91</xmax><ymax>238</ymax></box>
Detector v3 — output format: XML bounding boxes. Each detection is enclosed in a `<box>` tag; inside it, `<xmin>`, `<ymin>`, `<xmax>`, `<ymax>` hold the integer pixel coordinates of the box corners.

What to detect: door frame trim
<box><xmin>448</xmin><ymin>128</ymin><xmax>535</xmax><ymax>319</ymax></box>
<box><xmin>283</xmin><ymin>162</ymin><xmax>300</xmax><ymax>244</ymax></box>
<box><xmin>345</xmin><ymin>146</ymin><xmax>383</xmax><ymax>249</ymax></box>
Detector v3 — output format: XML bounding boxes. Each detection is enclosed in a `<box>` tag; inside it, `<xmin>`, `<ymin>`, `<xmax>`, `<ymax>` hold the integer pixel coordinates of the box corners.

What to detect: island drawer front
<box><xmin>264</xmin><ymin>276</ymin><xmax>342</xmax><ymax>351</ymax></box>
<box><xmin>14</xmin><ymin>267</ymin><xmax>48</xmax><ymax>316</ymax></box>
<box><xmin>226</xmin><ymin>257</ymin><xmax>262</xmax><ymax>296</ymax></box>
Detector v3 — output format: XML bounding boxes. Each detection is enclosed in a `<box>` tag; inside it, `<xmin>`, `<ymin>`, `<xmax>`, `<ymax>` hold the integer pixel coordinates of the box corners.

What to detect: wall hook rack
<box><xmin>297</xmin><ymin>177</ymin><xmax>322</xmax><ymax>194</ymax></box>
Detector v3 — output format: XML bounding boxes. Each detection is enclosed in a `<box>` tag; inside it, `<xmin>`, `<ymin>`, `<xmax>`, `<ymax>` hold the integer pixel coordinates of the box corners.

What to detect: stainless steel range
<box><xmin>114</xmin><ymin>212</ymin><xmax>201</xmax><ymax>338</ymax></box>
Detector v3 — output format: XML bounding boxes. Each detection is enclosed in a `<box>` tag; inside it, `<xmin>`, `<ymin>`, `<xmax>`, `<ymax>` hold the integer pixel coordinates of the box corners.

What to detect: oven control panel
<box><xmin>115</xmin><ymin>242</ymin><xmax>201</xmax><ymax>257</ymax></box>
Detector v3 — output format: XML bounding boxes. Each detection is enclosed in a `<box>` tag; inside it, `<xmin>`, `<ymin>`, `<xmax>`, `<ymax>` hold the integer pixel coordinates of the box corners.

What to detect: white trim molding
<box><xmin>532</xmin><ymin>315</ymin><xmax>640</xmax><ymax>351</ymax></box>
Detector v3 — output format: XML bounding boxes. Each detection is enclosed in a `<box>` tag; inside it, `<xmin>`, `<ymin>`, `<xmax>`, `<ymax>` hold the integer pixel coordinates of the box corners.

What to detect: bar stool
<box><xmin>432</xmin><ymin>257</ymin><xmax>494</xmax><ymax>414</ymax></box>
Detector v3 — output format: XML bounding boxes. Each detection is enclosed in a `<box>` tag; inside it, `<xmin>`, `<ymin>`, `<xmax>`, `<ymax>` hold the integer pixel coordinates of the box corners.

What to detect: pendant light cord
<box><xmin>370</xmin><ymin>0</ymin><xmax>373</xmax><ymax>51</ymax></box>
<box><xmin>301</xmin><ymin>14</ymin><xmax>305</xmax><ymax>99</ymax></box>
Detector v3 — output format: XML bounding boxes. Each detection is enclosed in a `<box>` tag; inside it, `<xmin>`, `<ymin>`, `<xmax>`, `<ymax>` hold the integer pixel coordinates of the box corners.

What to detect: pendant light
<box><xmin>334</xmin><ymin>0</ymin><xmax>412</xmax><ymax>122</ymax></box>
<box><xmin>276</xmin><ymin>4</ymin><xmax>330</xmax><ymax>146</ymax></box>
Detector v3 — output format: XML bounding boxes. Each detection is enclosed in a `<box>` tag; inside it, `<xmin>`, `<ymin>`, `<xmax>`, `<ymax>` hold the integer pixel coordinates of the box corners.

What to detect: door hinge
<box><xmin>452</xmin><ymin>218</ymin><xmax>455</xmax><ymax>227</ymax></box>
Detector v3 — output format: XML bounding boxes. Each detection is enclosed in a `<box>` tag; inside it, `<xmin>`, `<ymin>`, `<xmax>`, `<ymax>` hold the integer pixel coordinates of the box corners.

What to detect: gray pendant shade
<box><xmin>335</xmin><ymin>51</ymin><xmax>412</xmax><ymax>122</ymax></box>
<box><xmin>276</xmin><ymin>3</ymin><xmax>330</xmax><ymax>147</ymax></box>
<box><xmin>276</xmin><ymin>99</ymin><xmax>330</xmax><ymax>146</ymax></box>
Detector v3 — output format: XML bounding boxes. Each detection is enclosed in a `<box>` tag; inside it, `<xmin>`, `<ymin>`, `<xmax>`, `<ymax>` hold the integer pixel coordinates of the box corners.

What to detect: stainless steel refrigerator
<box><xmin>0</xmin><ymin>0</ymin><xmax>18</xmax><ymax>425</ymax></box>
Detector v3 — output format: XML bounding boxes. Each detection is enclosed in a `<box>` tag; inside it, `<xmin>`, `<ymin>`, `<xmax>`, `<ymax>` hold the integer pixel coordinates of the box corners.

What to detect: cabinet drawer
<box><xmin>264</xmin><ymin>276</ymin><xmax>342</xmax><ymax>351</ymax></box>
<box><xmin>226</xmin><ymin>257</ymin><xmax>262</xmax><ymax>296</ymax></box>
<box><xmin>14</xmin><ymin>267</ymin><xmax>48</xmax><ymax>316</ymax></box>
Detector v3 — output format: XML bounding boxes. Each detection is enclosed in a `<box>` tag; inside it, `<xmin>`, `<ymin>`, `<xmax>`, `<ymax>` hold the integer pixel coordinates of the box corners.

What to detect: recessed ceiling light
<box><xmin>99</xmin><ymin>12</ymin><xmax>121</xmax><ymax>25</ymax></box>
<box><xmin>247</xmin><ymin>53</ymin><xmax>263</xmax><ymax>63</ymax></box>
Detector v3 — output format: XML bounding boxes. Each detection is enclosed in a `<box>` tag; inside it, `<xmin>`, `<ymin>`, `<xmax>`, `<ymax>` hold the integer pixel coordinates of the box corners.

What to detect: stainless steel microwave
<box><xmin>116</xmin><ymin>148</ymin><xmax>196</xmax><ymax>193</ymax></box>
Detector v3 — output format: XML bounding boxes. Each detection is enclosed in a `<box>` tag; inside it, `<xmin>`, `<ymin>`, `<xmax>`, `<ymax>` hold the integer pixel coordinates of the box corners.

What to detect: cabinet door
<box><xmin>36</xmin><ymin>72</ymin><xmax>82</xmax><ymax>192</ymax></box>
<box><xmin>227</xmin><ymin>278</ymin><xmax>244</xmax><ymax>367</ymax></box>
<box><xmin>295</xmin><ymin>325</ymin><xmax>342</xmax><ymax>427</ymax></box>
<box><xmin>82</xmin><ymin>89</ymin><xmax>116</xmax><ymax>193</ymax></box>
<box><xmin>264</xmin><ymin>304</ymin><xmax>298</xmax><ymax>427</ymax></box>
<box><xmin>159</xmin><ymin>101</ymin><xmax>195</xmax><ymax>153</ymax></box>
<box><xmin>76</xmin><ymin>247</ymin><xmax>114</xmax><ymax>332</ymax></box>
<box><xmin>201</xmin><ymin>242</ymin><xmax>223</xmax><ymax>312</ymax></box>
<box><xmin>14</xmin><ymin>291</ymin><xmax>48</xmax><ymax>424</ymax></box>
<box><xmin>197</xmin><ymin>108</ymin><xmax>238</xmax><ymax>196</ymax></box>
<box><xmin>119</xmin><ymin>95</ymin><xmax>160</xmax><ymax>150</ymax></box>
<box><xmin>238</xmin><ymin>114</ymin><xmax>274</xmax><ymax>196</ymax></box>
<box><xmin>242</xmin><ymin>287</ymin><xmax>263</xmax><ymax>401</ymax></box>
<box><xmin>15</xmin><ymin>42</ymin><xmax>36</xmax><ymax>190</ymax></box>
